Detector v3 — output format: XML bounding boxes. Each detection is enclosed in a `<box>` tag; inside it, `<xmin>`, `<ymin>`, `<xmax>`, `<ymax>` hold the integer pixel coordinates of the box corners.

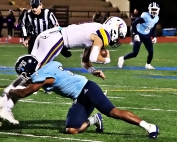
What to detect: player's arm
<box><xmin>89</xmin><ymin>34</ymin><xmax>110</xmax><ymax>64</ymax></box>
<box><xmin>151</xmin><ymin>23</ymin><xmax>157</xmax><ymax>43</ymax></box>
<box><xmin>132</xmin><ymin>18</ymin><xmax>145</xmax><ymax>34</ymax></box>
<box><xmin>151</xmin><ymin>23</ymin><xmax>157</xmax><ymax>38</ymax></box>
<box><xmin>8</xmin><ymin>78</ymin><xmax>55</xmax><ymax>98</ymax></box>
<box><xmin>81</xmin><ymin>49</ymin><xmax>106</xmax><ymax>80</ymax></box>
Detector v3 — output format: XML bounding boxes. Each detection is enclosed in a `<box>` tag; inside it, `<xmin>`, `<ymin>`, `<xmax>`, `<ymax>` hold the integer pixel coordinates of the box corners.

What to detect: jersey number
<box><xmin>145</xmin><ymin>26</ymin><xmax>151</xmax><ymax>32</ymax></box>
<box><xmin>59</xmin><ymin>66</ymin><xmax>74</xmax><ymax>76</ymax></box>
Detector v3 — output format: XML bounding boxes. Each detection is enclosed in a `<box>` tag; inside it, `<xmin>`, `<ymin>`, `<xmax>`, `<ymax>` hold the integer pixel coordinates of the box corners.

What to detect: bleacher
<box><xmin>0</xmin><ymin>0</ymin><xmax>130</xmax><ymax>37</ymax></box>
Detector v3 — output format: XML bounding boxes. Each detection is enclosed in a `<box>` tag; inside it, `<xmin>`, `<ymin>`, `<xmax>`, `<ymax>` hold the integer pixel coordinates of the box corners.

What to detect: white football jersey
<box><xmin>61</xmin><ymin>22</ymin><xmax>111</xmax><ymax>49</ymax></box>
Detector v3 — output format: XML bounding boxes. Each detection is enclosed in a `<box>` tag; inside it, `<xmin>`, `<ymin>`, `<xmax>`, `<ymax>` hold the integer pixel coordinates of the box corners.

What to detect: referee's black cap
<box><xmin>30</xmin><ymin>0</ymin><xmax>41</xmax><ymax>8</ymax></box>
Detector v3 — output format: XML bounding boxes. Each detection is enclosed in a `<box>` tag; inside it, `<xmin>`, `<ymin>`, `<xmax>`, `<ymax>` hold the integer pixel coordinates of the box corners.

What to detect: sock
<box><xmin>5</xmin><ymin>98</ymin><xmax>14</xmax><ymax>111</ymax></box>
<box><xmin>0</xmin><ymin>94</ymin><xmax>8</xmax><ymax>108</ymax></box>
<box><xmin>88</xmin><ymin>116</ymin><xmax>96</xmax><ymax>126</ymax></box>
<box><xmin>139</xmin><ymin>120</ymin><xmax>150</xmax><ymax>131</ymax></box>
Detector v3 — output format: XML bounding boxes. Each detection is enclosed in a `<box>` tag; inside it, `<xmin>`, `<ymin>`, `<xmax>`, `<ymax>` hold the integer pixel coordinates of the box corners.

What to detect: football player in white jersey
<box><xmin>31</xmin><ymin>16</ymin><xmax>127</xmax><ymax>69</ymax></box>
<box><xmin>0</xmin><ymin>17</ymin><xmax>127</xmax><ymax>124</ymax></box>
<box><xmin>118</xmin><ymin>2</ymin><xmax>160</xmax><ymax>69</ymax></box>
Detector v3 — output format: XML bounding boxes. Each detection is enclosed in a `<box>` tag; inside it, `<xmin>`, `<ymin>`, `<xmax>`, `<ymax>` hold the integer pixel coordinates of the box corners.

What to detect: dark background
<box><xmin>129</xmin><ymin>0</ymin><xmax>177</xmax><ymax>28</ymax></box>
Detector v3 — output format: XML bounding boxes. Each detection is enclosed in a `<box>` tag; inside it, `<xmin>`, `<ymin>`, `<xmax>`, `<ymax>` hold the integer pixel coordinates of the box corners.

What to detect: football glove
<box><xmin>152</xmin><ymin>37</ymin><xmax>157</xmax><ymax>43</ymax></box>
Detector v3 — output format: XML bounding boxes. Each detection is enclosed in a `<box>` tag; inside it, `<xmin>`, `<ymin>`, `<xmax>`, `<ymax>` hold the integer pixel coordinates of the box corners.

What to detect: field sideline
<box><xmin>1</xmin><ymin>36</ymin><xmax>177</xmax><ymax>44</ymax></box>
<box><xmin>0</xmin><ymin>43</ymin><xmax>177</xmax><ymax>142</ymax></box>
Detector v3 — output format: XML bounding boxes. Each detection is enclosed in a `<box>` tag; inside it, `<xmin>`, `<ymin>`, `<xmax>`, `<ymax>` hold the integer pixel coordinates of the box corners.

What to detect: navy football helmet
<box><xmin>15</xmin><ymin>54</ymin><xmax>39</xmax><ymax>80</ymax></box>
<box><xmin>148</xmin><ymin>2</ymin><xmax>160</xmax><ymax>17</ymax></box>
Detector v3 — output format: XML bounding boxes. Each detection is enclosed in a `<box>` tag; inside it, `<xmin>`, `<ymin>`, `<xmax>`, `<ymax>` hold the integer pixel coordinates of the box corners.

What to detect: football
<box><xmin>100</xmin><ymin>48</ymin><xmax>107</xmax><ymax>58</ymax></box>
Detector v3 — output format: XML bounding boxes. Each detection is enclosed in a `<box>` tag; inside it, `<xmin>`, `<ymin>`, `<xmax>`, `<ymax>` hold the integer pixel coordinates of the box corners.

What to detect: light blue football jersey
<box><xmin>31</xmin><ymin>61</ymin><xmax>88</xmax><ymax>99</ymax></box>
<box><xmin>137</xmin><ymin>12</ymin><xmax>159</xmax><ymax>35</ymax></box>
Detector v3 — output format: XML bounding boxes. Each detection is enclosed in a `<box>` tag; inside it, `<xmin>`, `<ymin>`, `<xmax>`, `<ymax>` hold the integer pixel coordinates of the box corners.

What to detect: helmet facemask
<box><xmin>109</xmin><ymin>26</ymin><xmax>126</xmax><ymax>48</ymax></box>
<box><xmin>103</xmin><ymin>17</ymin><xmax>127</xmax><ymax>48</ymax></box>
<box><xmin>148</xmin><ymin>2</ymin><xmax>160</xmax><ymax>17</ymax></box>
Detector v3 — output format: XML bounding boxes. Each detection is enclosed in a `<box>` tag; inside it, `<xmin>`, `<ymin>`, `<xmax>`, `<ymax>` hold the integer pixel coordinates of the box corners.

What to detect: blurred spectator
<box><xmin>92</xmin><ymin>10</ymin><xmax>102</xmax><ymax>23</ymax></box>
<box><xmin>130</xmin><ymin>9</ymin><xmax>139</xmax><ymax>45</ymax></box>
<box><xmin>6</xmin><ymin>9</ymin><xmax>16</xmax><ymax>39</ymax></box>
<box><xmin>17</xmin><ymin>8</ymin><xmax>27</xmax><ymax>42</ymax></box>
<box><xmin>102</xmin><ymin>11</ymin><xmax>110</xmax><ymax>23</ymax></box>
<box><xmin>0</xmin><ymin>11</ymin><xmax>4</xmax><ymax>39</ymax></box>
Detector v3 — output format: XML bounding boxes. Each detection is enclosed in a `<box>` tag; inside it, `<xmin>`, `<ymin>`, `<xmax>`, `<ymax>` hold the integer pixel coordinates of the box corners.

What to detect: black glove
<box><xmin>60</xmin><ymin>46</ymin><xmax>72</xmax><ymax>58</ymax></box>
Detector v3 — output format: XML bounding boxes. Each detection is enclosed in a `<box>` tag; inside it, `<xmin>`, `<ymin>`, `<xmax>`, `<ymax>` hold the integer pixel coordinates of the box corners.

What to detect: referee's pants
<box><xmin>28</xmin><ymin>36</ymin><xmax>37</xmax><ymax>54</ymax></box>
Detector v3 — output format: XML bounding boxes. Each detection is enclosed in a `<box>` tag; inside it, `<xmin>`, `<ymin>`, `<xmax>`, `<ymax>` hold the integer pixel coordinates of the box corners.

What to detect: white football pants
<box><xmin>31</xmin><ymin>28</ymin><xmax>64</xmax><ymax>67</ymax></box>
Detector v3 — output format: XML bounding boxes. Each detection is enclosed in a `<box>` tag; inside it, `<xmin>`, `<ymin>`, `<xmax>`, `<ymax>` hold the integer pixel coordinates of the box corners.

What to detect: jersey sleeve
<box><xmin>96</xmin><ymin>28</ymin><xmax>111</xmax><ymax>46</ymax></box>
<box><xmin>141</xmin><ymin>12</ymin><xmax>148</xmax><ymax>22</ymax></box>
<box><xmin>31</xmin><ymin>73</ymin><xmax>46</xmax><ymax>83</ymax></box>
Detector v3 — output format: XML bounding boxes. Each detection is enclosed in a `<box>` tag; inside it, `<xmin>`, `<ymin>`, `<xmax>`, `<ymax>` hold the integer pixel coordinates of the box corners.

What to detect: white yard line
<box><xmin>0</xmin><ymin>78</ymin><xmax>14</xmax><ymax>81</ymax></box>
<box><xmin>139</xmin><ymin>94</ymin><xmax>162</xmax><ymax>97</ymax></box>
<box><xmin>69</xmin><ymin>49</ymin><xmax>116</xmax><ymax>52</ymax></box>
<box><xmin>19</xmin><ymin>99</ymin><xmax>72</xmax><ymax>105</ymax></box>
<box><xmin>19</xmin><ymin>99</ymin><xmax>177</xmax><ymax>113</ymax></box>
<box><xmin>108</xmin><ymin>96</ymin><xmax>124</xmax><ymax>99</ymax></box>
<box><xmin>0</xmin><ymin>132</ymin><xmax>103</xmax><ymax>142</ymax></box>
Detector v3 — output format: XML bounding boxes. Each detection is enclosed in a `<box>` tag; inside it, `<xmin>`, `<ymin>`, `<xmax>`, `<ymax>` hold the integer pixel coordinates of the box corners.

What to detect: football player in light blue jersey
<box><xmin>118</xmin><ymin>2</ymin><xmax>160</xmax><ymax>69</ymax></box>
<box><xmin>2</xmin><ymin>54</ymin><xmax>159</xmax><ymax>138</ymax></box>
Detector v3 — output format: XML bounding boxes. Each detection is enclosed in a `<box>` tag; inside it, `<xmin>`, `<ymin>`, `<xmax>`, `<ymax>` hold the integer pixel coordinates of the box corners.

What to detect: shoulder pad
<box><xmin>96</xmin><ymin>28</ymin><xmax>111</xmax><ymax>46</ymax></box>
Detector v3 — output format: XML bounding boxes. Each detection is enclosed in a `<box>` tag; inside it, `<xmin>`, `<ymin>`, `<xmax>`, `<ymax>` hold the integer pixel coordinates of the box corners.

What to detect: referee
<box><xmin>22</xmin><ymin>0</ymin><xmax>59</xmax><ymax>53</ymax></box>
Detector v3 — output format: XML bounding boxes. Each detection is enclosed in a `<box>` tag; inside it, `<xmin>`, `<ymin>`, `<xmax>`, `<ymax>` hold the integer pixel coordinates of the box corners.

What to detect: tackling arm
<box><xmin>9</xmin><ymin>78</ymin><xmax>55</xmax><ymax>98</ymax></box>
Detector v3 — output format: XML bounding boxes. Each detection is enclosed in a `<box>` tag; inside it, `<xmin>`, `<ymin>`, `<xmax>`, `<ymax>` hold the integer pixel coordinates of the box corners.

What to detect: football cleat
<box><xmin>148</xmin><ymin>124</ymin><xmax>159</xmax><ymax>138</ymax></box>
<box><xmin>118</xmin><ymin>56</ymin><xmax>125</xmax><ymax>68</ymax></box>
<box><xmin>94</xmin><ymin>113</ymin><xmax>104</xmax><ymax>132</ymax></box>
<box><xmin>0</xmin><ymin>108</ymin><xmax>19</xmax><ymax>125</ymax></box>
<box><xmin>145</xmin><ymin>63</ymin><xmax>155</xmax><ymax>70</ymax></box>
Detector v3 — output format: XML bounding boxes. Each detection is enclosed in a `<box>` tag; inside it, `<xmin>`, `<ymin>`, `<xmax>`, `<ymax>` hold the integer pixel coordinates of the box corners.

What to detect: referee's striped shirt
<box><xmin>22</xmin><ymin>8</ymin><xmax>59</xmax><ymax>38</ymax></box>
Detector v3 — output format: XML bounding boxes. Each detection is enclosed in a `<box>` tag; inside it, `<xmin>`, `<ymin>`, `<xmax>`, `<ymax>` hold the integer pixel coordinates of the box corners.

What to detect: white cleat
<box><xmin>145</xmin><ymin>63</ymin><xmax>155</xmax><ymax>70</ymax></box>
<box><xmin>118</xmin><ymin>56</ymin><xmax>125</xmax><ymax>68</ymax></box>
<box><xmin>0</xmin><ymin>109</ymin><xmax>19</xmax><ymax>125</ymax></box>
<box><xmin>148</xmin><ymin>124</ymin><xmax>159</xmax><ymax>138</ymax></box>
<box><xmin>129</xmin><ymin>42</ymin><xmax>133</xmax><ymax>45</ymax></box>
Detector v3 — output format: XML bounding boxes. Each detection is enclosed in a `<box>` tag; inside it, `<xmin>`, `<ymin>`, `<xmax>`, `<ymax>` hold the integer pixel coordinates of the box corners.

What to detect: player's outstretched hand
<box><xmin>93</xmin><ymin>70</ymin><xmax>106</xmax><ymax>80</ymax></box>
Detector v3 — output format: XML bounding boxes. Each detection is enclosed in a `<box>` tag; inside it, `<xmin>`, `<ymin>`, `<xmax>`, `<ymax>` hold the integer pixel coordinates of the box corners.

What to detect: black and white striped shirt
<box><xmin>22</xmin><ymin>8</ymin><xmax>58</xmax><ymax>38</ymax></box>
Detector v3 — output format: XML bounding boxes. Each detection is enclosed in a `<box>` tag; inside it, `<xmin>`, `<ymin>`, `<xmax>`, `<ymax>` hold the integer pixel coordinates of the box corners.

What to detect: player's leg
<box><xmin>31</xmin><ymin>30</ymin><xmax>64</xmax><ymax>67</ymax></box>
<box><xmin>118</xmin><ymin>40</ymin><xmax>142</xmax><ymax>68</ymax></box>
<box><xmin>85</xmin><ymin>80</ymin><xmax>159</xmax><ymax>138</ymax></box>
<box><xmin>65</xmin><ymin>102</ymin><xmax>94</xmax><ymax>134</ymax></box>
<box><xmin>28</xmin><ymin>36</ymin><xmax>36</xmax><ymax>54</ymax></box>
<box><xmin>0</xmin><ymin>76</ymin><xmax>26</xmax><ymax>124</ymax></box>
<box><xmin>143</xmin><ymin>38</ymin><xmax>155</xmax><ymax>69</ymax></box>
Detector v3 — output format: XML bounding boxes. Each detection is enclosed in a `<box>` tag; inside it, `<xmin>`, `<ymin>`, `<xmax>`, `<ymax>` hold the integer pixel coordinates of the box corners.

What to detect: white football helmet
<box><xmin>103</xmin><ymin>16</ymin><xmax>127</xmax><ymax>47</ymax></box>
<box><xmin>148</xmin><ymin>2</ymin><xmax>160</xmax><ymax>17</ymax></box>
